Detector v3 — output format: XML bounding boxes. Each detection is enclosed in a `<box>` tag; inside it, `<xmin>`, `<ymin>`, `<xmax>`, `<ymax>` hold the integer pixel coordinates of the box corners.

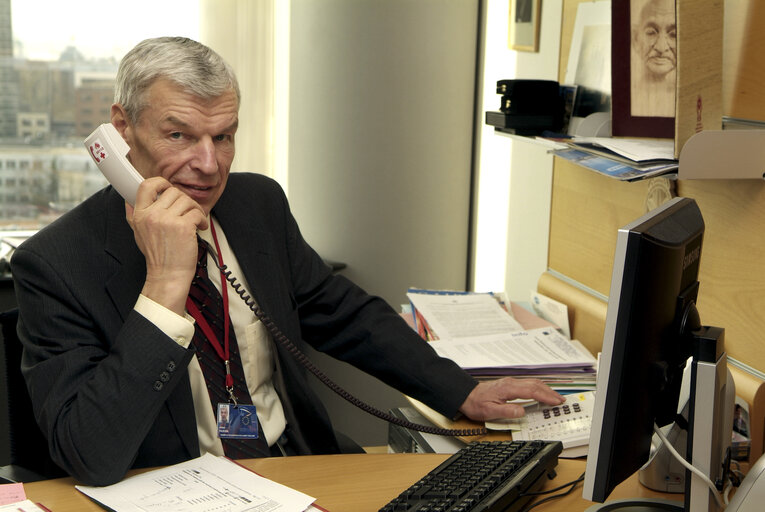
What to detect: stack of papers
<box><xmin>407</xmin><ymin>289</ymin><xmax>596</xmax><ymax>392</ymax></box>
<box><xmin>551</xmin><ymin>137</ymin><xmax>678</xmax><ymax>181</ymax></box>
<box><xmin>429</xmin><ymin>328</ymin><xmax>596</xmax><ymax>392</ymax></box>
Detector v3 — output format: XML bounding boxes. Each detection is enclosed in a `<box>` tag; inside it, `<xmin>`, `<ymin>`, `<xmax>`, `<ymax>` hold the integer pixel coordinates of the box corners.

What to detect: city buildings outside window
<box><xmin>0</xmin><ymin>0</ymin><xmax>198</xmax><ymax>235</ymax></box>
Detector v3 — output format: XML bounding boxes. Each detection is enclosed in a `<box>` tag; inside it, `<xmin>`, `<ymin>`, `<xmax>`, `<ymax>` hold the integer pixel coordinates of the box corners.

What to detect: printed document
<box><xmin>0</xmin><ymin>483</ymin><xmax>26</xmax><ymax>506</ymax></box>
<box><xmin>76</xmin><ymin>453</ymin><xmax>315</xmax><ymax>512</ymax></box>
<box><xmin>407</xmin><ymin>291</ymin><xmax>523</xmax><ymax>339</ymax></box>
<box><xmin>571</xmin><ymin>137</ymin><xmax>676</xmax><ymax>162</ymax></box>
<box><xmin>428</xmin><ymin>327</ymin><xmax>595</xmax><ymax>371</ymax></box>
<box><xmin>530</xmin><ymin>291</ymin><xmax>571</xmax><ymax>339</ymax></box>
<box><xmin>0</xmin><ymin>500</ymin><xmax>47</xmax><ymax>511</ymax></box>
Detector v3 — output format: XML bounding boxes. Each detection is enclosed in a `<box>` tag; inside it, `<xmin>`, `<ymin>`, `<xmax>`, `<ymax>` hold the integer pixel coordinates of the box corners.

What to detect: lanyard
<box><xmin>185</xmin><ymin>222</ymin><xmax>237</xmax><ymax>403</ymax></box>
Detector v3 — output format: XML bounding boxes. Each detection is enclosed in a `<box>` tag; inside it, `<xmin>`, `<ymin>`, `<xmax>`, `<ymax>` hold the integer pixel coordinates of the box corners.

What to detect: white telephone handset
<box><xmin>84</xmin><ymin>123</ymin><xmax>144</xmax><ymax>206</ymax></box>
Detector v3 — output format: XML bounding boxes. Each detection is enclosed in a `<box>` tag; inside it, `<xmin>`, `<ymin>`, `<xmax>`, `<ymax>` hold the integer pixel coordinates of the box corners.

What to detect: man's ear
<box><xmin>110</xmin><ymin>104</ymin><xmax>130</xmax><ymax>140</ymax></box>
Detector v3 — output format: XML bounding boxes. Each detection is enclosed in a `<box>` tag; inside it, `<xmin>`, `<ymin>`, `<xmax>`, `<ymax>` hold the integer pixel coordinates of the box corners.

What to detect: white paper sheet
<box><xmin>76</xmin><ymin>453</ymin><xmax>315</xmax><ymax>512</ymax></box>
<box><xmin>530</xmin><ymin>291</ymin><xmax>571</xmax><ymax>339</ymax></box>
<box><xmin>407</xmin><ymin>291</ymin><xmax>523</xmax><ymax>339</ymax></box>
<box><xmin>573</xmin><ymin>137</ymin><xmax>676</xmax><ymax>162</ymax></box>
<box><xmin>428</xmin><ymin>327</ymin><xmax>596</xmax><ymax>370</ymax></box>
<box><xmin>0</xmin><ymin>500</ymin><xmax>46</xmax><ymax>511</ymax></box>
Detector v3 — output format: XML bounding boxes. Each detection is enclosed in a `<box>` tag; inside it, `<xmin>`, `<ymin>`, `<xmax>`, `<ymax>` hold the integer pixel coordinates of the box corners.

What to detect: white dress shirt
<box><xmin>134</xmin><ymin>216</ymin><xmax>287</xmax><ymax>454</ymax></box>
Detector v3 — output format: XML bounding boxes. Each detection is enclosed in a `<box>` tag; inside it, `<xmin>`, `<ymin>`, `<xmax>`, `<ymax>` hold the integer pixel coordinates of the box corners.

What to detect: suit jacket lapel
<box><xmin>103</xmin><ymin>190</ymin><xmax>145</xmax><ymax>322</ymax></box>
<box><xmin>212</xmin><ymin>196</ymin><xmax>289</xmax><ymax>324</ymax></box>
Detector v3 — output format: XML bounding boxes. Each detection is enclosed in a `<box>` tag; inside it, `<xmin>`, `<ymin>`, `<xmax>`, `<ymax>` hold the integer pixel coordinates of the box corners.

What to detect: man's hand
<box><xmin>126</xmin><ymin>177</ymin><xmax>209</xmax><ymax>315</ymax></box>
<box><xmin>458</xmin><ymin>377</ymin><xmax>564</xmax><ymax>421</ymax></box>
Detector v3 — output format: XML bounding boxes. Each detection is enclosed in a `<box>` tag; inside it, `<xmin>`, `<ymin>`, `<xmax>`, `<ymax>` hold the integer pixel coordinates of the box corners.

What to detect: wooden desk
<box><xmin>21</xmin><ymin>454</ymin><xmax>681</xmax><ymax>512</ymax></box>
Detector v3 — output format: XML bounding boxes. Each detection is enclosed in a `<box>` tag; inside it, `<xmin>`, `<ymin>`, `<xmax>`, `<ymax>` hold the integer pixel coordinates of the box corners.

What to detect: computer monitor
<box><xmin>582</xmin><ymin>197</ymin><xmax>733</xmax><ymax>512</ymax></box>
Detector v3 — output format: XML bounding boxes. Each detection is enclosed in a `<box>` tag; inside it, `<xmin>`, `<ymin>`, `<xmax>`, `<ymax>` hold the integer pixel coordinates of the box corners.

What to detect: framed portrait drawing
<box><xmin>611</xmin><ymin>0</ymin><xmax>675</xmax><ymax>138</ymax></box>
<box><xmin>509</xmin><ymin>0</ymin><xmax>541</xmax><ymax>52</ymax></box>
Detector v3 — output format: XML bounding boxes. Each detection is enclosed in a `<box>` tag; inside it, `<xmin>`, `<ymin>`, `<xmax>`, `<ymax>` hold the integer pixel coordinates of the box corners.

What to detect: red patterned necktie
<box><xmin>187</xmin><ymin>238</ymin><xmax>271</xmax><ymax>458</ymax></box>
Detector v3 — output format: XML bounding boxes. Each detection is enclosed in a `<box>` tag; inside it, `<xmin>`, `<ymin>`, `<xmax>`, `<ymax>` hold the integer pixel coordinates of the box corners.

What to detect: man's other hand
<box><xmin>458</xmin><ymin>377</ymin><xmax>565</xmax><ymax>421</ymax></box>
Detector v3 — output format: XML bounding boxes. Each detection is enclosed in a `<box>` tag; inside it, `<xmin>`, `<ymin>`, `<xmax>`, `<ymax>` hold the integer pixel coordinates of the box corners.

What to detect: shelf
<box><xmin>488</xmin><ymin>110</ymin><xmax>765</xmax><ymax>181</ymax></box>
<box><xmin>678</xmin><ymin>130</ymin><xmax>765</xmax><ymax>180</ymax></box>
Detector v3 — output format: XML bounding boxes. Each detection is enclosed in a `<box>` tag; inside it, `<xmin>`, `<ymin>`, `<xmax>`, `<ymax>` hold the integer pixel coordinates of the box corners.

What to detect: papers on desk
<box><xmin>0</xmin><ymin>483</ymin><xmax>27</xmax><ymax>506</ymax></box>
<box><xmin>0</xmin><ymin>483</ymin><xmax>48</xmax><ymax>511</ymax></box>
<box><xmin>407</xmin><ymin>289</ymin><xmax>523</xmax><ymax>340</ymax></box>
<box><xmin>428</xmin><ymin>327</ymin><xmax>595</xmax><ymax>374</ymax></box>
<box><xmin>0</xmin><ymin>500</ymin><xmax>48</xmax><ymax>511</ymax></box>
<box><xmin>76</xmin><ymin>453</ymin><xmax>316</xmax><ymax>512</ymax></box>
<box><xmin>530</xmin><ymin>291</ymin><xmax>571</xmax><ymax>339</ymax></box>
<box><xmin>407</xmin><ymin>289</ymin><xmax>596</xmax><ymax>393</ymax></box>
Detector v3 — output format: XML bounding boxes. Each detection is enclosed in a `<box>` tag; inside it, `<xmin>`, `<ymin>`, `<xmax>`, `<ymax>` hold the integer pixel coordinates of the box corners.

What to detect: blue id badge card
<box><xmin>217</xmin><ymin>403</ymin><xmax>260</xmax><ymax>439</ymax></box>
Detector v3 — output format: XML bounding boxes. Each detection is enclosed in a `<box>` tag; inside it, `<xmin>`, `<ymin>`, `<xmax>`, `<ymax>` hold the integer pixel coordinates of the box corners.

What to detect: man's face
<box><xmin>123</xmin><ymin>79</ymin><xmax>239</xmax><ymax>215</ymax></box>
<box><xmin>637</xmin><ymin>2</ymin><xmax>676</xmax><ymax>78</ymax></box>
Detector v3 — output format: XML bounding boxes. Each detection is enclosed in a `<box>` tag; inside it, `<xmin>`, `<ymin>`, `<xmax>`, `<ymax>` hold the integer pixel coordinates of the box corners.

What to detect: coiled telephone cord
<box><xmin>202</xmin><ymin>239</ymin><xmax>488</xmax><ymax>438</ymax></box>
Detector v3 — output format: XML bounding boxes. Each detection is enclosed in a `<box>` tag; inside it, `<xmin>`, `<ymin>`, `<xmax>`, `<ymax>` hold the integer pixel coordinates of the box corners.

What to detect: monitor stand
<box><xmin>584</xmin><ymin>498</ymin><xmax>682</xmax><ymax>511</ymax></box>
<box><xmin>585</xmin><ymin>326</ymin><xmax>733</xmax><ymax>512</ymax></box>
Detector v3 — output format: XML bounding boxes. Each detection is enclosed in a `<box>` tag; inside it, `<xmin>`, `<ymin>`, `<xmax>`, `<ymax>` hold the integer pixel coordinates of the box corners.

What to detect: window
<box><xmin>0</xmin><ymin>0</ymin><xmax>199</xmax><ymax>232</ymax></box>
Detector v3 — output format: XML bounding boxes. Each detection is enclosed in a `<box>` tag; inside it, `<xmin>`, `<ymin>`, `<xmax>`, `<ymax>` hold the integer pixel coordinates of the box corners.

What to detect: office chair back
<box><xmin>0</xmin><ymin>308</ymin><xmax>66</xmax><ymax>482</ymax></box>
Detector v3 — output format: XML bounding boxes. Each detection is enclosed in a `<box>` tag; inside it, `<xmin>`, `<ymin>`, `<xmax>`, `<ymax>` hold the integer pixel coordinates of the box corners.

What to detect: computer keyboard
<box><xmin>379</xmin><ymin>440</ymin><xmax>563</xmax><ymax>512</ymax></box>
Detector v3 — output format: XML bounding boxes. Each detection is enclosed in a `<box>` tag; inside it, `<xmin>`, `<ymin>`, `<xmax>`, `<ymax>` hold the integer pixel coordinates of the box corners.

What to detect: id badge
<box><xmin>217</xmin><ymin>403</ymin><xmax>260</xmax><ymax>439</ymax></box>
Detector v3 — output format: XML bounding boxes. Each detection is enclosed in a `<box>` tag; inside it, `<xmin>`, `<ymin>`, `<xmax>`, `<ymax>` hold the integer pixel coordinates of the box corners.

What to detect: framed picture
<box><xmin>509</xmin><ymin>0</ymin><xmax>541</xmax><ymax>52</ymax></box>
<box><xmin>611</xmin><ymin>0</ymin><xmax>675</xmax><ymax>138</ymax></box>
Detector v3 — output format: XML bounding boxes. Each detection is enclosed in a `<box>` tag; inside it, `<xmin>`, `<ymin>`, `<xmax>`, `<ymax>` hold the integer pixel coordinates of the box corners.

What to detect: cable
<box><xmin>522</xmin><ymin>471</ymin><xmax>585</xmax><ymax>496</ymax></box>
<box><xmin>723</xmin><ymin>480</ymin><xmax>733</xmax><ymax>506</ymax></box>
<box><xmin>518</xmin><ymin>472</ymin><xmax>585</xmax><ymax>512</ymax></box>
<box><xmin>652</xmin><ymin>423</ymin><xmax>724</xmax><ymax>509</ymax></box>
<box><xmin>202</xmin><ymin>238</ymin><xmax>489</xmax><ymax>438</ymax></box>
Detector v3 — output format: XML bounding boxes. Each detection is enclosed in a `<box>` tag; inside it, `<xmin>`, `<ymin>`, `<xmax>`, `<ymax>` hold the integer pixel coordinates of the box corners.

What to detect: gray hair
<box><xmin>114</xmin><ymin>37</ymin><xmax>240</xmax><ymax>124</ymax></box>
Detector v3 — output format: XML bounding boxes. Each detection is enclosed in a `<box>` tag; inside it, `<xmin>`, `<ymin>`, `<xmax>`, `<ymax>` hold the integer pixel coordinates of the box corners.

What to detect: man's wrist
<box><xmin>135</xmin><ymin>294</ymin><xmax>195</xmax><ymax>348</ymax></box>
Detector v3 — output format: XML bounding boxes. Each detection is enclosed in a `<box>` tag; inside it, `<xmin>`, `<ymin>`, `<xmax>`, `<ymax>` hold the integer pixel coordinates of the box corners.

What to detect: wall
<box><xmin>278</xmin><ymin>0</ymin><xmax>568</xmax><ymax>447</ymax></box>
<box><xmin>471</xmin><ymin>0</ymin><xmax>562</xmax><ymax>299</ymax></box>
<box><xmin>285</xmin><ymin>0</ymin><xmax>479</xmax><ymax>447</ymax></box>
<box><xmin>723</xmin><ymin>1</ymin><xmax>765</xmax><ymax>120</ymax></box>
<box><xmin>545</xmin><ymin>0</ymin><xmax>765</xmax><ymax>377</ymax></box>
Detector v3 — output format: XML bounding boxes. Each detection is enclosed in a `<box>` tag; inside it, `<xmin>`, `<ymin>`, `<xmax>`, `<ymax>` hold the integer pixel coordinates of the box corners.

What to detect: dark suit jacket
<box><xmin>11</xmin><ymin>172</ymin><xmax>477</xmax><ymax>486</ymax></box>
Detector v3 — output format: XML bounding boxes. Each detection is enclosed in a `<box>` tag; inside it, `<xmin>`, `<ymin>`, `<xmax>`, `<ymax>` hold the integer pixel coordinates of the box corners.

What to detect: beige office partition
<box><xmin>547</xmin><ymin>0</ymin><xmax>765</xmax><ymax>463</ymax></box>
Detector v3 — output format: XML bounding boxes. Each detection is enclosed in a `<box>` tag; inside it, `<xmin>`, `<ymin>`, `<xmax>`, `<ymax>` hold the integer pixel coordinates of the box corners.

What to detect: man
<box><xmin>11</xmin><ymin>37</ymin><xmax>563</xmax><ymax>486</ymax></box>
<box><xmin>630</xmin><ymin>0</ymin><xmax>677</xmax><ymax>117</ymax></box>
